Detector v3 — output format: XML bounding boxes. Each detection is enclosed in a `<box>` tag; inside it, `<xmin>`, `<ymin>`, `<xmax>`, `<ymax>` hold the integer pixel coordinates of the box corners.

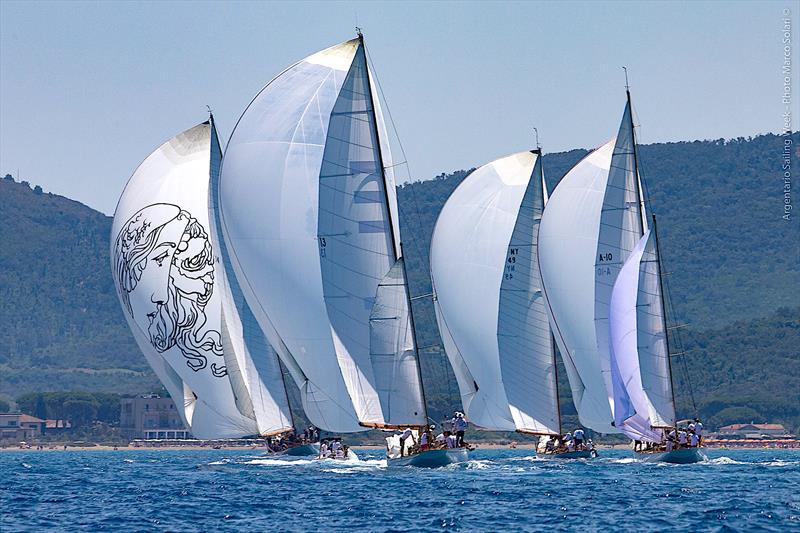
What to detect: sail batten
<box><xmin>220</xmin><ymin>36</ymin><xmax>426</xmax><ymax>432</ymax></box>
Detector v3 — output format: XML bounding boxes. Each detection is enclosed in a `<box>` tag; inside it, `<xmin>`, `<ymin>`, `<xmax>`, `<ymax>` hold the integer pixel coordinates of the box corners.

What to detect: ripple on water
<box><xmin>0</xmin><ymin>448</ymin><xmax>797</xmax><ymax>531</ymax></box>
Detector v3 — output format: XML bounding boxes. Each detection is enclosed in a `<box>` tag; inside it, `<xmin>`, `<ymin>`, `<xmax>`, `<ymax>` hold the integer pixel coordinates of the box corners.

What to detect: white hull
<box><xmin>387</xmin><ymin>448</ymin><xmax>469</xmax><ymax>468</ymax></box>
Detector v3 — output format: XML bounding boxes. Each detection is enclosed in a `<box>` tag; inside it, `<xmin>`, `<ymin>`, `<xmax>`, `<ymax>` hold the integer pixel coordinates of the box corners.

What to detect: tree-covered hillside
<box><xmin>0</xmin><ymin>132</ymin><xmax>797</xmax><ymax>430</ymax></box>
<box><xmin>0</xmin><ymin>176</ymin><xmax>159</xmax><ymax>402</ymax></box>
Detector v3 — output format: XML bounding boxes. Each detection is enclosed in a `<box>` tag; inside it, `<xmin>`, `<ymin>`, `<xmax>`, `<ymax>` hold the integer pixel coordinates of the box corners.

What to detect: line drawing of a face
<box><xmin>114</xmin><ymin>203</ymin><xmax>227</xmax><ymax>377</ymax></box>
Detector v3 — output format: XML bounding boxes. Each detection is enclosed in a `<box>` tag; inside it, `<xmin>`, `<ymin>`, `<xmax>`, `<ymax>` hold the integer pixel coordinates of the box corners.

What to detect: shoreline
<box><xmin>2</xmin><ymin>443</ymin><xmax>797</xmax><ymax>452</ymax></box>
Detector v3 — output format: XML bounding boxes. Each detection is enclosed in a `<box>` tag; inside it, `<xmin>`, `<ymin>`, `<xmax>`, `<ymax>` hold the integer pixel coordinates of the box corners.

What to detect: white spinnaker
<box><xmin>220</xmin><ymin>38</ymin><xmax>430</xmax><ymax>432</ymax></box>
<box><xmin>111</xmin><ymin>122</ymin><xmax>259</xmax><ymax>439</ymax></box>
<box><xmin>208</xmin><ymin>118</ymin><xmax>295</xmax><ymax>437</ymax></box>
<box><xmin>538</xmin><ymin>140</ymin><xmax>619</xmax><ymax>433</ymax></box>
<box><xmin>593</xmin><ymin>100</ymin><xmax>647</xmax><ymax>418</ymax></box>
<box><xmin>432</xmin><ymin>151</ymin><xmax>558</xmax><ymax>431</ymax></box>
<box><xmin>498</xmin><ymin>154</ymin><xmax>560</xmax><ymax>434</ymax></box>
<box><xmin>609</xmin><ymin>231</ymin><xmax>674</xmax><ymax>442</ymax></box>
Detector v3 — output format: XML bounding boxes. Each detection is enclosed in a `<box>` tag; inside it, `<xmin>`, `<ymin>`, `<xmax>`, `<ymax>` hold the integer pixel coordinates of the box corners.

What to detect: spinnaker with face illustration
<box><xmin>111</xmin><ymin>120</ymin><xmax>294</xmax><ymax>439</ymax></box>
<box><xmin>218</xmin><ymin>32</ymin><xmax>453</xmax><ymax>462</ymax></box>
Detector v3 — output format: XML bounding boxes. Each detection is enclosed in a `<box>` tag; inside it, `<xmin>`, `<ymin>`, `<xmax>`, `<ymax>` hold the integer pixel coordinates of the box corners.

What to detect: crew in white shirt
<box><xmin>573</xmin><ymin>428</ymin><xmax>585</xmax><ymax>449</ymax></box>
<box><xmin>446</xmin><ymin>433</ymin><xmax>457</xmax><ymax>449</ymax></box>
<box><xmin>399</xmin><ymin>428</ymin><xmax>414</xmax><ymax>457</ymax></box>
<box><xmin>678</xmin><ymin>430</ymin><xmax>688</xmax><ymax>447</ymax></box>
<box><xmin>690</xmin><ymin>432</ymin><xmax>699</xmax><ymax>447</ymax></box>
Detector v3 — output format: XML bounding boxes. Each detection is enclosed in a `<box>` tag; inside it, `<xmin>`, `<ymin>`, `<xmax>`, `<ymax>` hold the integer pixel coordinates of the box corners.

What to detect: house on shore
<box><xmin>716</xmin><ymin>423</ymin><xmax>792</xmax><ymax>439</ymax></box>
<box><xmin>0</xmin><ymin>413</ymin><xmax>45</xmax><ymax>442</ymax></box>
<box><xmin>120</xmin><ymin>395</ymin><xmax>190</xmax><ymax>439</ymax></box>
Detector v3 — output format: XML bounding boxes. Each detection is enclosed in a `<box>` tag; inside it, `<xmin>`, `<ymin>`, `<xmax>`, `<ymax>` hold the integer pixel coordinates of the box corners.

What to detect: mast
<box><xmin>651</xmin><ymin>214</ymin><xmax>678</xmax><ymax>430</ymax></box>
<box><xmin>534</xmin><ymin>147</ymin><xmax>562</xmax><ymax>437</ymax></box>
<box><xmin>624</xmin><ymin>75</ymin><xmax>648</xmax><ymax>235</ymax></box>
<box><xmin>360</xmin><ymin>32</ymin><xmax>429</xmax><ymax>425</ymax></box>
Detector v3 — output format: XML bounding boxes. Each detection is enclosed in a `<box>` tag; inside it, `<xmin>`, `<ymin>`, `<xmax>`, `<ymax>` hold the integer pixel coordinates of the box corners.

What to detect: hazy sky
<box><xmin>1</xmin><ymin>0</ymin><xmax>795</xmax><ymax>214</ymax></box>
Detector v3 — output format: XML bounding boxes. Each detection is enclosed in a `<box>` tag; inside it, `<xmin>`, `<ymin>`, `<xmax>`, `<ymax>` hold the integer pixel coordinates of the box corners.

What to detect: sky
<box><xmin>1</xmin><ymin>0</ymin><xmax>795</xmax><ymax>215</ymax></box>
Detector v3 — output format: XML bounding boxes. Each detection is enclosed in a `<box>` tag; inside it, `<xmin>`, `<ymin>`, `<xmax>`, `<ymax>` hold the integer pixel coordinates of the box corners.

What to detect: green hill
<box><xmin>0</xmin><ymin>132</ymin><xmax>797</xmax><ymax>431</ymax></box>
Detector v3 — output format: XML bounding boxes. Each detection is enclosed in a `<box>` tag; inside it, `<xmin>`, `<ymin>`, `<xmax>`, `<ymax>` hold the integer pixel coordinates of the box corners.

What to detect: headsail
<box><xmin>431</xmin><ymin>151</ymin><xmax>559</xmax><ymax>434</ymax></box>
<box><xmin>112</xmin><ymin>122</ymin><xmax>265</xmax><ymax>438</ymax></box>
<box><xmin>219</xmin><ymin>37</ymin><xmax>425</xmax><ymax>431</ymax></box>
<box><xmin>609</xmin><ymin>230</ymin><xmax>675</xmax><ymax>442</ymax></box>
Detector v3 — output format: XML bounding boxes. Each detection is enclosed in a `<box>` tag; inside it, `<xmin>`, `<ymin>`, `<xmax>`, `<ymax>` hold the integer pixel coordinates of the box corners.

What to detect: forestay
<box><xmin>609</xmin><ymin>230</ymin><xmax>675</xmax><ymax>442</ymax></box>
<box><xmin>431</xmin><ymin>151</ymin><xmax>559</xmax><ymax>433</ymax></box>
<box><xmin>219</xmin><ymin>37</ymin><xmax>425</xmax><ymax>431</ymax></box>
<box><xmin>112</xmin><ymin>122</ymin><xmax>262</xmax><ymax>438</ymax></box>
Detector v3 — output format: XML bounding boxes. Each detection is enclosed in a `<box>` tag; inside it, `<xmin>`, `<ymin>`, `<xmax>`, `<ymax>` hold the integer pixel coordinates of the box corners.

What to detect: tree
<box><xmin>63</xmin><ymin>399</ymin><xmax>98</xmax><ymax>428</ymax></box>
<box><xmin>0</xmin><ymin>399</ymin><xmax>9</xmax><ymax>412</ymax></box>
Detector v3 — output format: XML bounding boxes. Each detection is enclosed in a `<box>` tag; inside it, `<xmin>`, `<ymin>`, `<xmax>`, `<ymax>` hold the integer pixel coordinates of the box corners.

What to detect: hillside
<box><xmin>0</xmin><ymin>176</ymin><xmax>159</xmax><ymax>401</ymax></box>
<box><xmin>0</xmin><ymin>133</ymin><xmax>797</xmax><ymax>430</ymax></box>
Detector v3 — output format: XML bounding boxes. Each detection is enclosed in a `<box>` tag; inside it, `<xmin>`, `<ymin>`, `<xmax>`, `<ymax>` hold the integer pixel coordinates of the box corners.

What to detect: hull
<box><xmin>281</xmin><ymin>443</ymin><xmax>320</xmax><ymax>456</ymax></box>
<box><xmin>387</xmin><ymin>448</ymin><xmax>469</xmax><ymax>468</ymax></box>
<box><xmin>539</xmin><ymin>449</ymin><xmax>597</xmax><ymax>459</ymax></box>
<box><xmin>637</xmin><ymin>447</ymin><xmax>707</xmax><ymax>464</ymax></box>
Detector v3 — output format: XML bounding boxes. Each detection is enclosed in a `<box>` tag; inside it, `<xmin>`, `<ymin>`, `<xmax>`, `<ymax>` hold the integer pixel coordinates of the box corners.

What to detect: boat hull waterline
<box><xmin>539</xmin><ymin>449</ymin><xmax>598</xmax><ymax>460</ymax></box>
<box><xmin>280</xmin><ymin>443</ymin><xmax>321</xmax><ymax>457</ymax></box>
<box><xmin>387</xmin><ymin>448</ymin><xmax>469</xmax><ymax>468</ymax></box>
<box><xmin>637</xmin><ymin>448</ymin><xmax>707</xmax><ymax>464</ymax></box>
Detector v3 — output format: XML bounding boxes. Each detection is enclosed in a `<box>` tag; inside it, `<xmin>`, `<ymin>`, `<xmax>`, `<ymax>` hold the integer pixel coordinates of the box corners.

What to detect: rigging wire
<box><xmin>364</xmin><ymin>45</ymin><xmax>461</xmax><ymax>411</ymax></box>
<box><xmin>630</xmin><ymin>100</ymin><xmax>699</xmax><ymax>417</ymax></box>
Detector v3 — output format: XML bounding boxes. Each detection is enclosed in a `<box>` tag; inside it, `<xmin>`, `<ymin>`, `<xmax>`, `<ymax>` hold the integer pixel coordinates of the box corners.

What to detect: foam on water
<box><xmin>2</xmin><ymin>448</ymin><xmax>797</xmax><ymax>531</ymax></box>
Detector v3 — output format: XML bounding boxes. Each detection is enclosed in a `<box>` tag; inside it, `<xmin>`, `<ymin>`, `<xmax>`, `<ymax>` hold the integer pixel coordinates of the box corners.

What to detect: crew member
<box><xmin>573</xmin><ymin>428</ymin><xmax>585</xmax><ymax>449</ymax></box>
<box><xmin>399</xmin><ymin>427</ymin><xmax>415</xmax><ymax>457</ymax></box>
<box><xmin>454</xmin><ymin>412</ymin><xmax>468</xmax><ymax>447</ymax></box>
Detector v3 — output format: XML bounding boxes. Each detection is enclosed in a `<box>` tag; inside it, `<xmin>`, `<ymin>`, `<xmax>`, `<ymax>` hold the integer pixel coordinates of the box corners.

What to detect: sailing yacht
<box><xmin>218</xmin><ymin>32</ymin><xmax>453</xmax><ymax>465</ymax></box>
<box><xmin>430</xmin><ymin>149</ymin><xmax>595</xmax><ymax>459</ymax></box>
<box><xmin>111</xmin><ymin>120</ymin><xmax>295</xmax><ymax>441</ymax></box>
<box><xmin>540</xmin><ymin>86</ymin><xmax>703</xmax><ymax>463</ymax></box>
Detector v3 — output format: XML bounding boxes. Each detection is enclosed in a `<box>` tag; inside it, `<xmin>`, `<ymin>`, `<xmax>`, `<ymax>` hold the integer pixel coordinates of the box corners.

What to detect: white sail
<box><xmin>609</xmin><ymin>232</ymin><xmax>674</xmax><ymax>440</ymax></box>
<box><xmin>538</xmin><ymin>140</ymin><xmax>618</xmax><ymax>433</ymax></box>
<box><xmin>370</xmin><ymin>259</ymin><xmax>426</xmax><ymax>426</ymax></box>
<box><xmin>593</xmin><ymin>100</ymin><xmax>647</xmax><ymax>417</ymax></box>
<box><xmin>499</xmin><ymin>154</ymin><xmax>560</xmax><ymax>434</ymax></box>
<box><xmin>219</xmin><ymin>37</ymin><xmax>425</xmax><ymax>431</ymax></box>
<box><xmin>208</xmin><ymin>118</ymin><xmax>295</xmax><ymax>437</ymax></box>
<box><xmin>609</xmin><ymin>230</ymin><xmax>675</xmax><ymax>443</ymax></box>
<box><xmin>431</xmin><ymin>151</ymin><xmax>558</xmax><ymax>433</ymax></box>
<box><xmin>112</xmin><ymin>122</ymin><xmax>261</xmax><ymax>439</ymax></box>
<box><xmin>538</xmin><ymin>99</ymin><xmax>648</xmax><ymax>434</ymax></box>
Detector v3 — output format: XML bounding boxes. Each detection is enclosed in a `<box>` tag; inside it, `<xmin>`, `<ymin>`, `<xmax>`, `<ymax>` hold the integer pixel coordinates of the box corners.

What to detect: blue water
<box><xmin>1</xmin><ymin>448</ymin><xmax>798</xmax><ymax>531</ymax></box>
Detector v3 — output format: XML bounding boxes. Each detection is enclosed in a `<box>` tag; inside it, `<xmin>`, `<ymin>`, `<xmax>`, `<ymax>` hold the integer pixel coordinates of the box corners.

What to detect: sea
<box><xmin>1</xmin><ymin>448</ymin><xmax>797</xmax><ymax>532</ymax></box>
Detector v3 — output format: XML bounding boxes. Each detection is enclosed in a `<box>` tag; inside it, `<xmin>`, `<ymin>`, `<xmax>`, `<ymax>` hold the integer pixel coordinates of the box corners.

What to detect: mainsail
<box><xmin>538</xmin><ymin>96</ymin><xmax>645</xmax><ymax>434</ymax></box>
<box><xmin>219</xmin><ymin>36</ymin><xmax>426</xmax><ymax>432</ymax></box>
<box><xmin>609</xmin><ymin>229</ymin><xmax>676</xmax><ymax>442</ymax></box>
<box><xmin>430</xmin><ymin>151</ymin><xmax>559</xmax><ymax>434</ymax></box>
<box><xmin>112</xmin><ymin>121</ymin><xmax>290</xmax><ymax>438</ymax></box>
